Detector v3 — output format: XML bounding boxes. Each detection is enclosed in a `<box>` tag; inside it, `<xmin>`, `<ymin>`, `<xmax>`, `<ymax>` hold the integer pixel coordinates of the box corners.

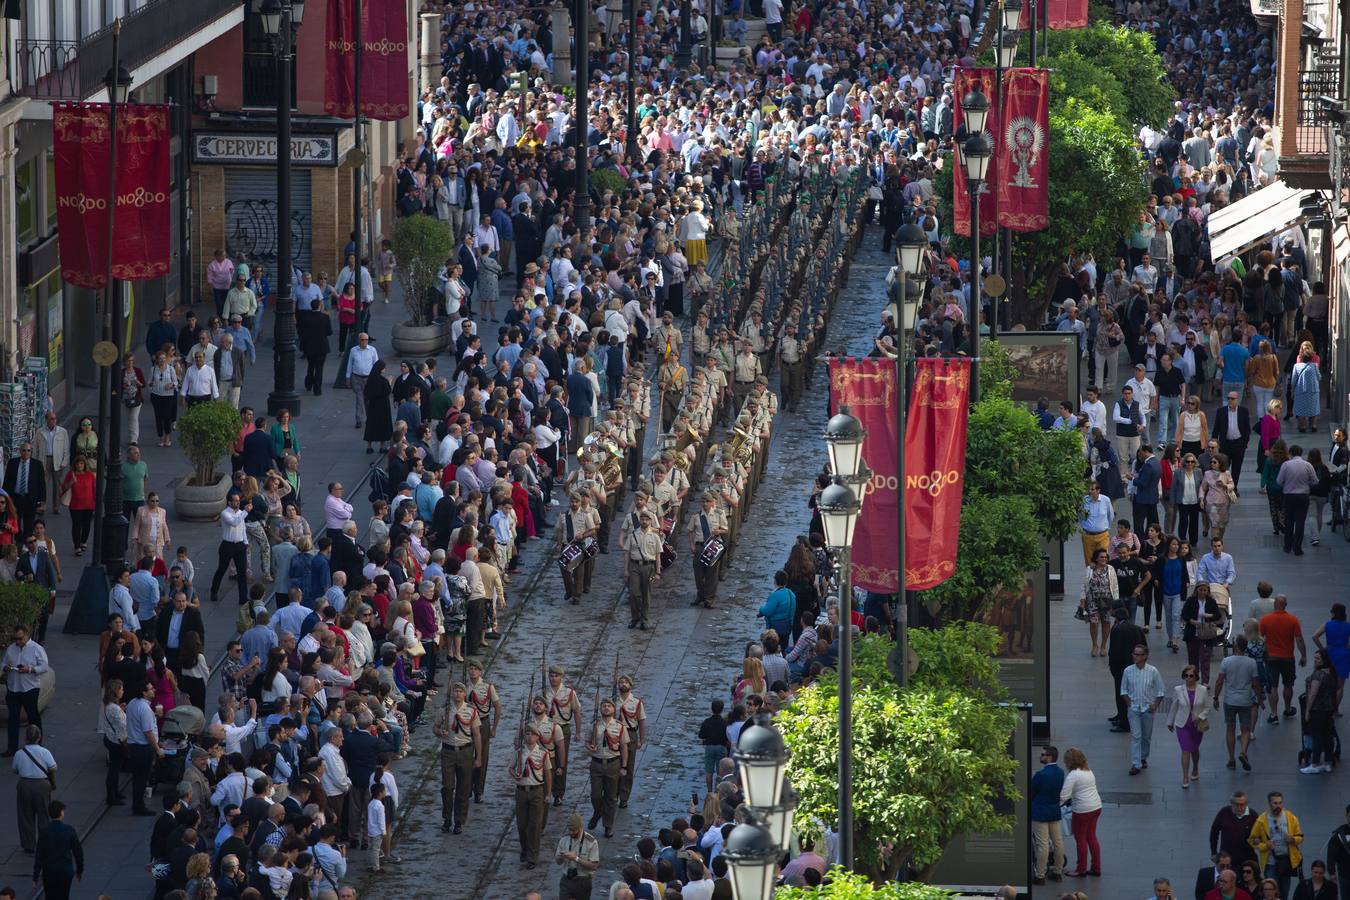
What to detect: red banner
<box><xmin>324</xmin><ymin>0</ymin><xmax>409</xmax><ymax>121</ymax></box>
<box><xmin>952</xmin><ymin>67</ymin><xmax>998</xmax><ymax>238</ymax></box>
<box><xmin>53</xmin><ymin>103</ymin><xmax>170</xmax><ymax>289</ymax></box>
<box><xmin>324</xmin><ymin>0</ymin><xmax>356</xmax><ymax>118</ymax></box>
<box><xmin>362</xmin><ymin>0</ymin><xmax>410</xmax><ymax>121</ymax></box>
<box><xmin>996</xmin><ymin>69</ymin><xmax>1050</xmax><ymax>233</ymax></box>
<box><xmin>1046</xmin><ymin>0</ymin><xmax>1088</xmax><ymax>28</ymax></box>
<box><xmin>829</xmin><ymin>358</ymin><xmax>900</xmax><ymax>593</ymax></box>
<box><xmin>904</xmin><ymin>358</ymin><xmax>971</xmax><ymax>591</ymax></box>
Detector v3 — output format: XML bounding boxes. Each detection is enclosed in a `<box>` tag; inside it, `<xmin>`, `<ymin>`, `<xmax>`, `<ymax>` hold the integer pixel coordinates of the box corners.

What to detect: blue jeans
<box><xmin>1157</xmin><ymin>395</ymin><xmax>1180</xmax><ymax>446</ymax></box>
<box><xmin>1127</xmin><ymin>708</ymin><xmax>1154</xmax><ymax>768</ymax></box>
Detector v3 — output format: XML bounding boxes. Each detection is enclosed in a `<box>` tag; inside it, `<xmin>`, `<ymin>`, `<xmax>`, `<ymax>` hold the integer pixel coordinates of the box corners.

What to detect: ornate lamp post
<box><xmin>959</xmin><ymin>89</ymin><xmax>992</xmax><ymax>401</ymax></box>
<box><xmin>260</xmin><ymin>0</ymin><xmax>304</xmax><ymax>416</ymax></box>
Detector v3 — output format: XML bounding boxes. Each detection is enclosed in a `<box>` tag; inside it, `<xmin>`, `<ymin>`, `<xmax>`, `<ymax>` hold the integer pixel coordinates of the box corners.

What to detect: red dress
<box><xmin>511</xmin><ymin>481</ymin><xmax>536</xmax><ymax>538</ymax></box>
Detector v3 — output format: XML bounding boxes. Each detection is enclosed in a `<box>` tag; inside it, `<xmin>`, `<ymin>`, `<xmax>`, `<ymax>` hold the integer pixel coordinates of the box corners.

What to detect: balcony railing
<box><xmin>13</xmin><ymin>0</ymin><xmax>242</xmax><ymax>100</ymax></box>
<box><xmin>1297</xmin><ymin>63</ymin><xmax>1340</xmax><ymax>155</ymax></box>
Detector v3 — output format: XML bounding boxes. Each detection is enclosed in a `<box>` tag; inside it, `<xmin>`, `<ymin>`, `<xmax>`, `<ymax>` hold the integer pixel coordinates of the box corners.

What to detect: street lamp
<box><xmin>733</xmin><ymin>716</ymin><xmax>790</xmax><ymax>810</ymax></box>
<box><xmin>261</xmin><ymin>0</ymin><xmax>302</xmax><ymax>416</ymax></box>
<box><xmin>897</xmin><ymin>222</ymin><xmax>927</xmax><ymax>283</ymax></box>
<box><xmin>722</xmin><ymin>819</ymin><xmax>781</xmax><ymax>900</ymax></box>
<box><xmin>1001</xmin><ymin>0</ymin><xmax>1024</xmax><ymax>30</ymax></box>
<box><xmin>824</xmin><ymin>407</ymin><xmax>866</xmax><ymax>481</ymax></box>
<box><xmin>93</xmin><ymin>44</ymin><xmax>134</xmax><ymax>572</ymax></box>
<box><xmin>757</xmin><ymin>781</ymin><xmax>800</xmax><ymax>855</ymax></box>
<box><xmin>960</xmin><ymin>89</ymin><xmax>989</xmax><ymax>135</ymax></box>
<box><xmin>961</xmin><ymin>128</ymin><xmax>991</xmax><ymax>402</ymax></box>
<box><xmin>818</xmin><ymin>478</ymin><xmax>862</xmax><ymax>550</ymax></box>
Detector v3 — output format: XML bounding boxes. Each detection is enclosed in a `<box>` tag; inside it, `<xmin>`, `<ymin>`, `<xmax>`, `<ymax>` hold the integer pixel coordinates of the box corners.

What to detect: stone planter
<box><xmin>174</xmin><ymin>472</ymin><xmax>231</xmax><ymax>522</ymax></box>
<box><xmin>391</xmin><ymin>319</ymin><xmax>451</xmax><ymax>356</ymax></box>
<box><xmin>715</xmin><ymin>46</ymin><xmax>744</xmax><ymax>67</ymax></box>
<box><xmin>0</xmin><ymin>669</ymin><xmax>56</xmax><ymax>722</ymax></box>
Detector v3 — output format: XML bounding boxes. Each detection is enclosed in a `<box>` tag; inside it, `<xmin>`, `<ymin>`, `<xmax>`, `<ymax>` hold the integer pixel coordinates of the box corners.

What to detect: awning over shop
<box><xmin>1208</xmin><ymin>181</ymin><xmax>1318</xmax><ymax>261</ymax></box>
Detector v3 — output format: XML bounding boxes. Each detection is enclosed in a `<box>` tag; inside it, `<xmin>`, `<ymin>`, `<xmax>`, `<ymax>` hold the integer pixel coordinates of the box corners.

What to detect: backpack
<box><xmin>1263</xmin><ymin>283</ymin><xmax>1284</xmax><ymax>317</ymax></box>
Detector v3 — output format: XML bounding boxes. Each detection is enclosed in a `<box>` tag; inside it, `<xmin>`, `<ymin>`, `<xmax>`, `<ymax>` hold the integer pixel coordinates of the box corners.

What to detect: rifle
<box><xmin>516</xmin><ymin>672</ymin><xmax>535</xmax><ymax>752</ymax></box>
<box><xmin>612</xmin><ymin>652</ymin><xmax>620</xmax><ymax>712</ymax></box>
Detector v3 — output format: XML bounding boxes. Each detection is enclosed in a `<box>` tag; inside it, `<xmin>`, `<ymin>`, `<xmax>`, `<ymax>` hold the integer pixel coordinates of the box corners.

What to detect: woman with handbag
<box><xmin>1078</xmin><ymin>548</ymin><xmax>1119</xmax><ymax>657</ymax></box>
<box><xmin>1182</xmin><ymin>582</ymin><xmax>1222</xmax><ymax>685</ymax></box>
<box><xmin>1167</xmin><ymin>664</ymin><xmax>1209</xmax><ymax>788</ymax></box>
<box><xmin>147</xmin><ymin>350</ymin><xmax>180</xmax><ymax>447</ymax></box>
<box><xmin>120</xmin><ymin>353</ymin><xmax>147</xmax><ymax>446</ymax></box>
<box><xmin>96</xmin><ymin>678</ymin><xmax>128</xmax><ymax>806</ymax></box>
<box><xmin>1202</xmin><ymin>453</ymin><xmax>1236</xmax><ymax>540</ymax></box>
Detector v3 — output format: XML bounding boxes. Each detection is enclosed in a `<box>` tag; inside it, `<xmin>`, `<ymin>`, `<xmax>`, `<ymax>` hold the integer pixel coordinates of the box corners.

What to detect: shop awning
<box><xmin>1208</xmin><ymin>181</ymin><xmax>1318</xmax><ymax>261</ymax></box>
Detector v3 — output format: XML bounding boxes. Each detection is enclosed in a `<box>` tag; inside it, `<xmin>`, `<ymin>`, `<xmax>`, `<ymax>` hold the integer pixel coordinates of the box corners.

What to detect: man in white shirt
<box><xmin>108</xmin><ymin>566</ymin><xmax>141</xmax><ymax>632</ymax></box>
<box><xmin>1079</xmin><ymin>386</ymin><xmax>1107</xmax><ymax>435</ymax></box>
<box><xmin>3</xmin><ymin>625</ymin><xmax>48</xmax><ymax>757</ymax></box>
<box><xmin>181</xmin><ymin>350</ymin><xmax>220</xmax><ymax>406</ymax></box>
<box><xmin>1132</xmin><ymin>254</ymin><xmax>1159</xmax><ymax>292</ymax></box>
<box><xmin>345</xmin><ymin>333</ymin><xmax>379</xmax><ymax>428</ymax></box>
<box><xmin>210</xmin><ymin>695</ymin><xmax>260</xmax><ymax>755</ymax></box>
<box><xmin>1124</xmin><ymin>363</ymin><xmax>1157</xmax><ymax>433</ymax></box>
<box><xmin>209</xmin><ymin>493</ymin><xmax>249</xmax><ymax>606</ymax></box>
<box><xmin>318</xmin><ymin>729</ymin><xmax>352</xmax><ymax>812</ymax></box>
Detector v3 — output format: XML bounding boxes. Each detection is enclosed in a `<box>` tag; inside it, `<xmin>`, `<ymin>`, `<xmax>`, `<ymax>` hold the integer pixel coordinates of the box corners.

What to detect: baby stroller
<box><xmin>1209</xmin><ymin>583</ymin><xmax>1235</xmax><ymax>655</ymax></box>
<box><xmin>155</xmin><ymin>705</ymin><xmax>205</xmax><ymax>788</ymax></box>
<box><xmin>1297</xmin><ymin>692</ymin><xmax>1342</xmax><ymax>768</ymax></box>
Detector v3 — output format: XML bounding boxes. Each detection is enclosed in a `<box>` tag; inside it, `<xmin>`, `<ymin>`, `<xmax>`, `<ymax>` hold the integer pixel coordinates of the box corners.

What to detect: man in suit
<box><xmin>36</xmin><ymin>412</ymin><xmax>69</xmax><ymax>518</ymax></box>
<box><xmin>297</xmin><ymin>298</ymin><xmax>333</xmax><ymax>396</ymax></box>
<box><xmin>238</xmin><ymin>416</ymin><xmax>275</xmax><ymax>480</ymax></box>
<box><xmin>154</xmin><ymin>590</ymin><xmax>206</xmax><ymax>661</ymax></box>
<box><xmin>1211</xmin><ymin>390</ymin><xmax>1252</xmax><ymax>488</ymax></box>
<box><xmin>1131</xmin><ymin>444</ymin><xmax>1162</xmax><ymax>534</ymax></box>
<box><xmin>565</xmin><ymin>366</ymin><xmax>595</xmax><ymax>455</ymax></box>
<box><xmin>1195</xmin><ymin>850</ymin><xmax>1232</xmax><ymax>900</ymax></box>
<box><xmin>4</xmin><ymin>442</ymin><xmax>46</xmax><ymax>538</ymax></box>
<box><xmin>16</xmin><ymin>533</ymin><xmax>57</xmax><ymax>641</ymax></box>
<box><xmin>457</xmin><ymin>231</ymin><xmax>479</xmax><ymax>301</ymax></box>
<box><xmin>32</xmin><ymin>800</ymin><xmax>83</xmax><ymax>900</ymax></box>
<box><xmin>210</xmin><ymin>333</ymin><xmax>248</xmax><ymax>410</ymax></box>
<box><xmin>512</xmin><ymin>202</ymin><xmax>542</xmax><ymax>285</ymax></box>
<box><xmin>331</xmin><ymin>522</ymin><xmax>365</xmax><ymax>588</ymax></box>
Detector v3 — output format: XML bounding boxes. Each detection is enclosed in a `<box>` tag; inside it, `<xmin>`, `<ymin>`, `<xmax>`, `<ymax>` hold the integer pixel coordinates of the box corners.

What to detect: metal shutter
<box><xmin>223</xmin><ymin>167</ymin><xmax>313</xmax><ymax>275</ymax></box>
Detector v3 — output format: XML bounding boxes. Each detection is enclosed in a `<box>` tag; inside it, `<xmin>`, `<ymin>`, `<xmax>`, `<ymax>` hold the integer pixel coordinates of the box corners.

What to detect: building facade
<box><xmin>2</xmin><ymin>0</ymin><xmax>414</xmax><ymax>411</ymax></box>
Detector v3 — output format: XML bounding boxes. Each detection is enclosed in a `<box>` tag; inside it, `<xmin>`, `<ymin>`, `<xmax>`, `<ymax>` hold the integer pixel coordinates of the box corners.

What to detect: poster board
<box><xmin>994</xmin><ymin>331</ymin><xmax>1082</xmax><ymax>408</ymax></box>
<box><xmin>986</xmin><ymin>562</ymin><xmax>1050</xmax><ymax>727</ymax></box>
<box><xmin>928</xmin><ymin>705</ymin><xmax>1033</xmax><ymax>898</ymax></box>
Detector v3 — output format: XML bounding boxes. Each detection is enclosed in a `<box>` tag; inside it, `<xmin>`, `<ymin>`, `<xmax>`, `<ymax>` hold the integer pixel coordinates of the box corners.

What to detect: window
<box><xmin>44</xmin><ymin>150</ymin><xmax>56</xmax><ymax>232</ymax></box>
<box><xmin>15</xmin><ymin>158</ymin><xmax>37</xmax><ymax>246</ymax></box>
<box><xmin>241</xmin><ymin>3</ymin><xmax>297</xmax><ymax>109</ymax></box>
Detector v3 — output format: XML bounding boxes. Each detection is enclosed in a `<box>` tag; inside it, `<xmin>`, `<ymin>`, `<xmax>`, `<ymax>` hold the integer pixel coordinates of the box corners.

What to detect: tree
<box><xmin>776</xmin><ymin>869</ymin><xmax>956</xmax><ymax>900</ymax></box>
<box><xmin>1043</xmin><ymin>24</ymin><xmax>1174</xmax><ymax>130</ymax></box>
<box><xmin>177</xmin><ymin>400</ymin><xmax>241</xmax><ymax>486</ymax></box>
<box><xmin>390</xmin><ymin>214</ymin><xmax>455</xmax><ymax>326</ymax></box>
<box><xmin>778</xmin><ymin>627</ymin><xmax>1018</xmax><ymax>882</ymax></box>
<box><xmin>913</xmin><ymin>492</ymin><xmax>1041</xmax><ymax>621</ymax></box>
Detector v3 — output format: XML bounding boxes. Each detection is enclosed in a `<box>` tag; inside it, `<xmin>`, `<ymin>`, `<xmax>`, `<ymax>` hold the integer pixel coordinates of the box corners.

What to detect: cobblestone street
<box><xmin>359</xmin><ymin>240</ymin><xmax>891</xmax><ymax>899</ymax></box>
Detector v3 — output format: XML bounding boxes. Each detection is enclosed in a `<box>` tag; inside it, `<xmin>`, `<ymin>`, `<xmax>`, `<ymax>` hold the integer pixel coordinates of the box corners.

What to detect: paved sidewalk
<box><xmin>0</xmin><ymin>288</ymin><xmax>551</xmax><ymax>897</ymax></box>
<box><xmin>1050</xmin><ymin>404</ymin><xmax>1350</xmax><ymax>897</ymax></box>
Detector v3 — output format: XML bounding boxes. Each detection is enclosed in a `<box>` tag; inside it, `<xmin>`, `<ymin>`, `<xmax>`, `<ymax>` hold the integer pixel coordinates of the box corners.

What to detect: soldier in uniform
<box><xmin>648</xmin><ymin>464</ymin><xmax>680</xmax><ymax>523</ymax></box>
<box><xmin>688</xmin><ymin>491</ymin><xmax>730</xmax><ymax>607</ymax></box>
<box><xmin>623</xmin><ymin>376</ymin><xmax>650</xmax><ymax>491</ymax></box>
<box><xmin>555</xmin><ymin>814</ymin><xmax>600</xmax><ymax>900</ymax></box>
<box><xmin>624</xmin><ymin>511</ymin><xmax>662</xmax><ymax>630</ymax></box>
<box><xmin>732</xmin><ymin>340</ymin><xmax>762</xmax><ymax>412</ymax></box>
<box><xmin>511</xmin><ymin>724</ymin><xmax>552</xmax><ymax>868</ymax></box>
<box><xmin>573</xmin><ymin>490</ymin><xmax>602</xmax><ymax>593</ymax></box>
<box><xmin>687</xmin><ymin>262</ymin><xmax>713</xmax><ymax>321</ymax></box>
<box><xmin>553</xmin><ymin>493</ymin><xmax>589</xmax><ymax>604</ymax></box>
<box><xmin>661</xmin><ymin>448</ymin><xmax>692</xmax><ymax>509</ymax></box>
<box><xmin>585</xmin><ymin>698</ymin><xmax>627</xmax><ymax>837</ymax></box>
<box><xmin>690</xmin><ymin>309</ymin><xmax>712</xmax><ymax>370</ymax></box>
<box><xmin>619</xmin><ymin>492</ymin><xmax>653</xmax><ymax>554</ymax></box>
<box><xmin>528</xmin><ymin>695</ymin><xmax>566</xmax><ymax>824</ymax></box>
<box><xmin>545</xmin><ymin>665</ymin><xmax>583</xmax><ymax>806</ymax></box>
<box><xmin>615</xmin><ymin>676</ymin><xmax>646</xmax><ymax>808</ymax></box>
<box><xmin>652</xmin><ymin>311</ymin><xmax>683</xmax><ymax>363</ymax></box>
<box><xmin>433</xmin><ymin>681</ymin><xmax>481</xmax><ymax>834</ymax></box>
<box><xmin>656</xmin><ymin>351</ymin><xmax>687</xmax><ymax>432</ymax></box>
<box><xmin>779</xmin><ymin>325</ymin><xmax>804</xmax><ymax>411</ymax></box>
<box><xmin>704</xmin><ymin>357</ymin><xmax>729</xmax><ymax>427</ymax></box>
<box><xmin>742</xmin><ymin>309</ymin><xmax>768</xmax><ymax>370</ymax></box>
<box><xmin>466</xmin><ymin>660</ymin><xmax>500</xmax><ymax>803</ymax></box>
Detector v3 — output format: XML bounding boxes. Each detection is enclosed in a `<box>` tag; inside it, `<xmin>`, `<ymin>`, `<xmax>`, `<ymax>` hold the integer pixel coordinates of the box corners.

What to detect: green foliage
<box><xmin>0</xmin><ymin>583</ymin><xmax>51</xmax><ymax>651</ymax></box>
<box><xmin>1044</xmin><ymin>24</ymin><xmax>1174</xmax><ymax>130</ymax></box>
<box><xmin>590</xmin><ymin>167</ymin><xmax>629</xmax><ymax>199</ymax></box>
<box><xmin>964</xmin><ymin>388</ymin><xmax>1085</xmax><ymax>540</ymax></box>
<box><xmin>391</xmin><ymin>214</ymin><xmax>455</xmax><ymax>326</ymax></box>
<box><xmin>976</xmin><ymin>340</ymin><xmax>1016</xmax><ymax>401</ymax></box>
<box><xmin>914</xmin><ymin>493</ymin><xmax>1040</xmax><ymax>621</ymax></box>
<box><xmin>178</xmin><ymin>400</ymin><xmax>240</xmax><ymax>486</ymax></box>
<box><xmin>779</xmin><ymin>624</ymin><xmax>1018</xmax><ymax>878</ymax></box>
<box><xmin>776</xmin><ymin>868</ymin><xmax>956</xmax><ymax>900</ymax></box>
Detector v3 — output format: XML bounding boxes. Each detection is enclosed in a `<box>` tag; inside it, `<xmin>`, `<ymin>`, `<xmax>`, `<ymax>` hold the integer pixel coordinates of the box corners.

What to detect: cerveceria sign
<box><xmin>193</xmin><ymin>133</ymin><xmax>337</xmax><ymax>166</ymax></box>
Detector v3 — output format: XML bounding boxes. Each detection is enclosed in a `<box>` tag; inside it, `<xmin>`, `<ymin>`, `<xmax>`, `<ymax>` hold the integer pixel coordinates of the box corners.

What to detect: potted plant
<box><xmin>174</xmin><ymin>400</ymin><xmax>240</xmax><ymax>521</ymax></box>
<box><xmin>390</xmin><ymin>214</ymin><xmax>455</xmax><ymax>355</ymax></box>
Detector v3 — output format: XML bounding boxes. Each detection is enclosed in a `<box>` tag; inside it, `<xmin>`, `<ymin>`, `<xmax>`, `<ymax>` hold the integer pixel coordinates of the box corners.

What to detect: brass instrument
<box><xmin>675</xmin><ymin>423</ymin><xmax>698</xmax><ymax>455</ymax></box>
<box><xmin>585</xmin><ymin>433</ymin><xmax>624</xmax><ymax>490</ymax></box>
<box><xmin>728</xmin><ymin>427</ymin><xmax>755</xmax><ymax>465</ymax></box>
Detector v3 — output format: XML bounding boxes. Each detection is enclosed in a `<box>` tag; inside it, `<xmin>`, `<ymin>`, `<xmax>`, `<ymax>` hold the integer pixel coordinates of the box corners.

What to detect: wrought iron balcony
<box><xmin>1295</xmin><ymin>51</ymin><xmax>1341</xmax><ymax>156</ymax></box>
<box><xmin>13</xmin><ymin>0</ymin><xmax>242</xmax><ymax>100</ymax></box>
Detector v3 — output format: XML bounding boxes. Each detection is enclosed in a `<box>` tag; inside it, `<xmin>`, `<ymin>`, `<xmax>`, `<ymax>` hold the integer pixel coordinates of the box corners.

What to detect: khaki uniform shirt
<box><xmin>546</xmin><ymin>685</ymin><xmax>579</xmax><ymax>728</ymax></box>
<box><xmin>468</xmin><ymin>679</ymin><xmax>498</xmax><ymax>721</ymax></box>
<box><xmin>619</xmin><ymin>507</ymin><xmax>652</xmax><ymax>549</ymax></box>
<box><xmin>591</xmin><ymin>718</ymin><xmax>626</xmax><ymax>760</ymax></box>
<box><xmin>530</xmin><ymin>714</ymin><xmax>564</xmax><ymax>757</ymax></box>
<box><xmin>692</xmin><ymin>324</ymin><xmax>712</xmax><ymax>355</ymax></box>
<box><xmin>442</xmin><ymin>701</ymin><xmax>478</xmax><ymax>748</ymax></box>
<box><xmin>628</xmin><ymin>529</ymin><xmax>662</xmax><ymax>564</ymax></box>
<box><xmin>687</xmin><ymin>508</ymin><xmax>729</xmax><ymax>544</ymax></box>
<box><xmin>515</xmin><ymin>744</ymin><xmax>551</xmax><ymax>786</ymax></box>
<box><xmin>618</xmin><ymin>695</ymin><xmax>645</xmax><ymax>735</ymax></box>
<box><xmin>742</xmin><ymin>322</ymin><xmax>766</xmax><ymax>354</ymax></box>
<box><xmin>780</xmin><ymin>335</ymin><xmax>801</xmax><ymax>364</ymax></box>
<box><xmin>651</xmin><ymin>480</ymin><xmax>678</xmax><ymax>515</ymax></box>
<box><xmin>734</xmin><ymin>353</ymin><xmax>762</xmax><ymax>383</ymax></box>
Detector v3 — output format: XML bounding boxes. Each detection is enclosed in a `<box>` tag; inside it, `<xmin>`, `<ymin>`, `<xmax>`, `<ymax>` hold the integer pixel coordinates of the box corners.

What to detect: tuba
<box><xmin>729</xmin><ymin>427</ymin><xmax>755</xmax><ymax>465</ymax></box>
